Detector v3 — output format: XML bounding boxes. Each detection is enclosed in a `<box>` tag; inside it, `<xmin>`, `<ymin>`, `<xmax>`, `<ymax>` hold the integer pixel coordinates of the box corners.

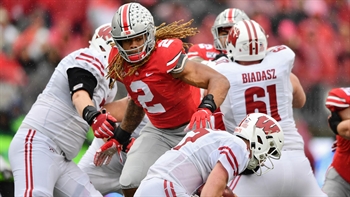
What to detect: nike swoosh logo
<box><xmin>146</xmin><ymin>73</ymin><xmax>154</xmax><ymax>77</ymax></box>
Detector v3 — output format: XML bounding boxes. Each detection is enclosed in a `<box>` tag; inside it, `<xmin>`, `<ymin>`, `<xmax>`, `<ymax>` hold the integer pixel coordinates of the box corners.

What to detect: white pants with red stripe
<box><xmin>134</xmin><ymin>177</ymin><xmax>190</xmax><ymax>197</ymax></box>
<box><xmin>8</xmin><ymin>127</ymin><xmax>102</xmax><ymax>197</ymax></box>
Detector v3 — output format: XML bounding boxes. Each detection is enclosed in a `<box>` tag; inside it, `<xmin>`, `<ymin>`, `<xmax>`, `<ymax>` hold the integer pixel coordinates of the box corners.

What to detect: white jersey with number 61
<box><xmin>211</xmin><ymin>45</ymin><xmax>304</xmax><ymax>150</ymax></box>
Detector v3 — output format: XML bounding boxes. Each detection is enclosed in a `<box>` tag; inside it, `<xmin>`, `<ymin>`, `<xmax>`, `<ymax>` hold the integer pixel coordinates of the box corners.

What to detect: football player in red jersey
<box><xmin>93</xmin><ymin>3</ymin><xmax>230</xmax><ymax>197</ymax></box>
<box><xmin>187</xmin><ymin>8</ymin><xmax>249</xmax><ymax>130</ymax></box>
<box><xmin>322</xmin><ymin>87</ymin><xmax>350</xmax><ymax>197</ymax></box>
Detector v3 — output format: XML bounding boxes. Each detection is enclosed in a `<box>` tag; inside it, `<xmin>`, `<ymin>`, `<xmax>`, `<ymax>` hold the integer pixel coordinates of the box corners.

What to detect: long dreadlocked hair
<box><xmin>108</xmin><ymin>19</ymin><xmax>199</xmax><ymax>86</ymax></box>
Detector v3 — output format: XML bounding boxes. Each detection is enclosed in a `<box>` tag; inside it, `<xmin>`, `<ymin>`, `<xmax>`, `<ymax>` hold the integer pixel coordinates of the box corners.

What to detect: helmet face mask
<box><xmin>111</xmin><ymin>3</ymin><xmax>156</xmax><ymax>64</ymax></box>
<box><xmin>234</xmin><ymin>113</ymin><xmax>284</xmax><ymax>176</ymax></box>
<box><xmin>226</xmin><ymin>20</ymin><xmax>268</xmax><ymax>62</ymax></box>
<box><xmin>89</xmin><ymin>23</ymin><xmax>113</xmax><ymax>60</ymax></box>
<box><xmin>211</xmin><ymin>8</ymin><xmax>250</xmax><ymax>51</ymax></box>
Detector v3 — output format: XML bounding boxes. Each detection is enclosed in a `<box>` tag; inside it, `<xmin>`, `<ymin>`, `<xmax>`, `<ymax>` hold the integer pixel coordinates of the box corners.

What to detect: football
<box><xmin>196</xmin><ymin>184</ymin><xmax>236</xmax><ymax>197</ymax></box>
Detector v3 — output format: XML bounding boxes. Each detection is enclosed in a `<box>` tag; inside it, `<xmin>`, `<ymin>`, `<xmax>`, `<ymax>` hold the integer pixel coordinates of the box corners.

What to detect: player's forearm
<box><xmin>103</xmin><ymin>97</ymin><xmax>129</xmax><ymax>121</ymax></box>
<box><xmin>206</xmin><ymin>76</ymin><xmax>230</xmax><ymax>108</ymax></box>
<box><xmin>290</xmin><ymin>73</ymin><xmax>306</xmax><ymax>108</ymax></box>
<box><xmin>337</xmin><ymin>119</ymin><xmax>350</xmax><ymax>140</ymax></box>
<box><xmin>201</xmin><ymin>162</ymin><xmax>228</xmax><ymax>197</ymax></box>
<box><xmin>120</xmin><ymin>99</ymin><xmax>145</xmax><ymax>133</ymax></box>
<box><xmin>72</xmin><ymin>90</ymin><xmax>95</xmax><ymax>117</ymax></box>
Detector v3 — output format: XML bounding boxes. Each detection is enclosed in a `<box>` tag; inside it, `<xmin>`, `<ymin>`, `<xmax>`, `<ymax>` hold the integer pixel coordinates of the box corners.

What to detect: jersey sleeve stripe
<box><xmin>79</xmin><ymin>53</ymin><xmax>104</xmax><ymax>69</ymax></box>
<box><xmin>219</xmin><ymin>146</ymin><xmax>239</xmax><ymax>176</ymax></box>
<box><xmin>76</xmin><ymin>56</ymin><xmax>105</xmax><ymax>77</ymax></box>
<box><xmin>167</xmin><ymin>51</ymin><xmax>182</xmax><ymax>66</ymax></box>
<box><xmin>327</xmin><ymin>96</ymin><xmax>346</xmax><ymax>103</ymax></box>
<box><xmin>187</xmin><ymin>52</ymin><xmax>199</xmax><ymax>59</ymax></box>
<box><xmin>325</xmin><ymin>101</ymin><xmax>349</xmax><ymax>108</ymax></box>
<box><xmin>228</xmin><ymin>175</ymin><xmax>241</xmax><ymax>191</ymax></box>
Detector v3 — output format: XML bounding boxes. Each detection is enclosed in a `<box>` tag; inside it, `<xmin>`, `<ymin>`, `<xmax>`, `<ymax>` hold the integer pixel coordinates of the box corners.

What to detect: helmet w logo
<box><xmin>255</xmin><ymin>116</ymin><xmax>280</xmax><ymax>134</ymax></box>
<box><xmin>97</xmin><ymin>25</ymin><xmax>112</xmax><ymax>40</ymax></box>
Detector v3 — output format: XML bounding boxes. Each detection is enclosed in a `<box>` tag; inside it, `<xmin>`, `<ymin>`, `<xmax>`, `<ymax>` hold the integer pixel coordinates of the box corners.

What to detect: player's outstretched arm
<box><xmin>173</xmin><ymin>58</ymin><xmax>230</xmax><ymax>108</ymax></box>
<box><xmin>103</xmin><ymin>96</ymin><xmax>130</xmax><ymax>122</ymax></box>
<box><xmin>290</xmin><ymin>73</ymin><xmax>306</xmax><ymax>108</ymax></box>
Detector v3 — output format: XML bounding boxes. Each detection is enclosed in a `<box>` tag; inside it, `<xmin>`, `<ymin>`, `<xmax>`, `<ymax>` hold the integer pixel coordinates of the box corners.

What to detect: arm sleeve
<box><xmin>67</xmin><ymin>67</ymin><xmax>97</xmax><ymax>99</ymax></box>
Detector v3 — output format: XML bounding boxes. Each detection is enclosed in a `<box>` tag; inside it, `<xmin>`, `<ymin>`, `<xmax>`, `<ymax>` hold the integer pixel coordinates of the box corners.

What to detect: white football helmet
<box><xmin>89</xmin><ymin>23</ymin><xmax>113</xmax><ymax>60</ymax></box>
<box><xmin>234</xmin><ymin>113</ymin><xmax>284</xmax><ymax>175</ymax></box>
<box><xmin>226</xmin><ymin>20</ymin><xmax>267</xmax><ymax>62</ymax></box>
<box><xmin>211</xmin><ymin>8</ymin><xmax>249</xmax><ymax>51</ymax></box>
<box><xmin>111</xmin><ymin>3</ymin><xmax>156</xmax><ymax>63</ymax></box>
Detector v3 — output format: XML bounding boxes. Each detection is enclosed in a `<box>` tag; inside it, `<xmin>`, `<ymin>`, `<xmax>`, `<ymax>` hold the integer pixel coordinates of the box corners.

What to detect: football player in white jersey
<box><xmin>211</xmin><ymin>19</ymin><xmax>327</xmax><ymax>196</ymax></box>
<box><xmin>134</xmin><ymin>113</ymin><xmax>284</xmax><ymax>196</ymax></box>
<box><xmin>8</xmin><ymin>24</ymin><xmax>119</xmax><ymax>197</ymax></box>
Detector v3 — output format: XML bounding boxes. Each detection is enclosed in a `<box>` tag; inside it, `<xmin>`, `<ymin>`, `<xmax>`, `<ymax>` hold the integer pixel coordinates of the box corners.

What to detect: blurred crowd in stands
<box><xmin>0</xmin><ymin>0</ymin><xmax>349</xmax><ymax>164</ymax></box>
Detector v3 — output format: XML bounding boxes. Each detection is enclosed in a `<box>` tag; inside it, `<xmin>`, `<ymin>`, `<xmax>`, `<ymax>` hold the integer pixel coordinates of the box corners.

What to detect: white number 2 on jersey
<box><xmin>158</xmin><ymin>39</ymin><xmax>174</xmax><ymax>48</ymax></box>
<box><xmin>130</xmin><ymin>80</ymin><xmax>165</xmax><ymax>113</ymax></box>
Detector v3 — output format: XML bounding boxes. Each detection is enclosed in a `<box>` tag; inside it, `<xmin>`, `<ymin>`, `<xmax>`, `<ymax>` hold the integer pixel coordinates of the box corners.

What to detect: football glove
<box><xmin>94</xmin><ymin>137</ymin><xmax>135</xmax><ymax>166</ymax></box>
<box><xmin>186</xmin><ymin>108</ymin><xmax>213</xmax><ymax>132</ymax></box>
<box><xmin>83</xmin><ymin>106</ymin><xmax>117</xmax><ymax>139</ymax></box>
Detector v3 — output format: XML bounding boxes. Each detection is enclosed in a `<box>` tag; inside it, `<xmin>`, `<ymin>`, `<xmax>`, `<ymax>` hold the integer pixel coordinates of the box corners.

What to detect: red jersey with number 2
<box><xmin>109</xmin><ymin>39</ymin><xmax>199</xmax><ymax>128</ymax></box>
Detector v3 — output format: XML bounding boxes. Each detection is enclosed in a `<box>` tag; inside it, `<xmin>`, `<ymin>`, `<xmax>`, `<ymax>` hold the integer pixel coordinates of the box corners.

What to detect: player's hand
<box><xmin>94</xmin><ymin>137</ymin><xmax>135</xmax><ymax>166</ymax></box>
<box><xmin>328</xmin><ymin>112</ymin><xmax>342</xmax><ymax>135</ymax></box>
<box><xmin>186</xmin><ymin>108</ymin><xmax>213</xmax><ymax>132</ymax></box>
<box><xmin>91</xmin><ymin>110</ymin><xmax>117</xmax><ymax>139</ymax></box>
<box><xmin>94</xmin><ymin>138</ymin><xmax>121</xmax><ymax>166</ymax></box>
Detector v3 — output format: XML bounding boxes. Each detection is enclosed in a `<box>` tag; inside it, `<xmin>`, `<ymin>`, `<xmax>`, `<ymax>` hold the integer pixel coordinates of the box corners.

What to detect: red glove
<box><xmin>187</xmin><ymin>108</ymin><xmax>213</xmax><ymax>131</ymax></box>
<box><xmin>94</xmin><ymin>138</ymin><xmax>121</xmax><ymax>166</ymax></box>
<box><xmin>94</xmin><ymin>137</ymin><xmax>135</xmax><ymax>166</ymax></box>
<box><xmin>83</xmin><ymin>106</ymin><xmax>117</xmax><ymax>139</ymax></box>
<box><xmin>91</xmin><ymin>111</ymin><xmax>117</xmax><ymax>138</ymax></box>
